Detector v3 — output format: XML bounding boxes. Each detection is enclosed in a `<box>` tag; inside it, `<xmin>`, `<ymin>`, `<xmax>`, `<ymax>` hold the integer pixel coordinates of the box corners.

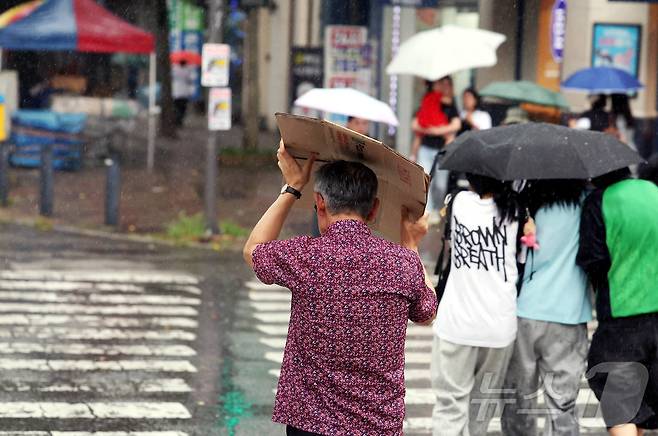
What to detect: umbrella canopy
<box><xmin>294</xmin><ymin>88</ymin><xmax>399</xmax><ymax>126</ymax></box>
<box><xmin>170</xmin><ymin>51</ymin><xmax>202</xmax><ymax>66</ymax></box>
<box><xmin>562</xmin><ymin>66</ymin><xmax>643</xmax><ymax>94</ymax></box>
<box><xmin>0</xmin><ymin>1</ymin><xmax>43</xmax><ymax>28</ymax></box>
<box><xmin>0</xmin><ymin>0</ymin><xmax>154</xmax><ymax>53</ymax></box>
<box><xmin>480</xmin><ymin>81</ymin><xmax>569</xmax><ymax>109</ymax></box>
<box><xmin>439</xmin><ymin>123</ymin><xmax>643</xmax><ymax>180</ymax></box>
<box><xmin>386</xmin><ymin>25</ymin><xmax>506</xmax><ymax>81</ymax></box>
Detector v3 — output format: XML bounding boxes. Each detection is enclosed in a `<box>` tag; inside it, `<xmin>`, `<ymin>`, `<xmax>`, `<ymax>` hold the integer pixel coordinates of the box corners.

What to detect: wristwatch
<box><xmin>280</xmin><ymin>184</ymin><xmax>302</xmax><ymax>199</ymax></box>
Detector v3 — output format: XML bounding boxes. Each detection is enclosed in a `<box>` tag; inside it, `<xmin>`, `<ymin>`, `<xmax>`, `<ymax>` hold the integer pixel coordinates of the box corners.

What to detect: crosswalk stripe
<box><xmin>257</xmin><ymin>337</ymin><xmax>429</xmax><ymax>350</ymax></box>
<box><xmin>266</xmin><ymin>368</ymin><xmax>450</xmax><ymax>381</ymax></box>
<box><xmin>402</xmin><ymin>417</ymin><xmax>606</xmax><ymax>432</ymax></box>
<box><xmin>254</xmin><ymin>323</ymin><xmax>434</xmax><ymax>337</ymax></box>
<box><xmin>242</xmin><ymin>301</ymin><xmax>291</xmax><ymax>311</ymax></box>
<box><xmin>245</xmin><ymin>281</ymin><xmax>287</xmax><ymax>291</ymax></box>
<box><xmin>1</xmin><ymin>327</ymin><xmax>196</xmax><ymax>341</ymax></box>
<box><xmin>0</xmin><ymin>342</ymin><xmax>196</xmax><ymax>357</ymax></box>
<box><xmin>0</xmin><ymin>358</ymin><xmax>197</xmax><ymax>372</ymax></box>
<box><xmin>0</xmin><ymin>290</ymin><xmax>201</xmax><ymax>306</ymax></box>
<box><xmin>0</xmin><ymin>432</ymin><xmax>189</xmax><ymax>436</ymax></box>
<box><xmin>0</xmin><ymin>314</ymin><xmax>198</xmax><ymax>329</ymax></box>
<box><xmin>402</xmin><ymin>388</ymin><xmax>595</xmax><ymax>406</ymax></box>
<box><xmin>247</xmin><ymin>292</ymin><xmax>290</xmax><ymax>302</ymax></box>
<box><xmin>0</xmin><ymin>401</ymin><xmax>191</xmax><ymax>419</ymax></box>
<box><xmin>0</xmin><ymin>378</ymin><xmax>192</xmax><ymax>394</ymax></box>
<box><xmin>0</xmin><ymin>303</ymin><xmax>197</xmax><ymax>316</ymax></box>
<box><xmin>0</xmin><ymin>270</ymin><xmax>199</xmax><ymax>284</ymax></box>
<box><xmin>0</xmin><ymin>280</ymin><xmax>145</xmax><ymax>293</ymax></box>
<box><xmin>263</xmin><ymin>350</ymin><xmax>431</xmax><ymax>364</ymax></box>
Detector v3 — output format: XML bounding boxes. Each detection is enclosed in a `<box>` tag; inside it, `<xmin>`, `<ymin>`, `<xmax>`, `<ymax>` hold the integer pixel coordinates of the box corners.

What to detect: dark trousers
<box><xmin>173</xmin><ymin>98</ymin><xmax>188</xmax><ymax>127</ymax></box>
<box><xmin>286</xmin><ymin>425</ymin><xmax>323</xmax><ymax>436</ymax></box>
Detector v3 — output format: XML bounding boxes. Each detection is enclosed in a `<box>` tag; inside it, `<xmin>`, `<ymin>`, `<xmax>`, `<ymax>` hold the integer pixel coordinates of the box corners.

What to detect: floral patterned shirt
<box><xmin>252</xmin><ymin>219</ymin><xmax>437</xmax><ymax>435</ymax></box>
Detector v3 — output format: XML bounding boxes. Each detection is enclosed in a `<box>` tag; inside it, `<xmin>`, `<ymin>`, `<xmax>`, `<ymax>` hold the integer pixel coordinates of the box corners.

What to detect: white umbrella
<box><xmin>293</xmin><ymin>88</ymin><xmax>399</xmax><ymax>127</ymax></box>
<box><xmin>386</xmin><ymin>25</ymin><xmax>506</xmax><ymax>81</ymax></box>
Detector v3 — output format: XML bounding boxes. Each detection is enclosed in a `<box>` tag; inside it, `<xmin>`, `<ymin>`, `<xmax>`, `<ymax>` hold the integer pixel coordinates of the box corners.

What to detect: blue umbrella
<box><xmin>562</xmin><ymin>66</ymin><xmax>643</xmax><ymax>94</ymax></box>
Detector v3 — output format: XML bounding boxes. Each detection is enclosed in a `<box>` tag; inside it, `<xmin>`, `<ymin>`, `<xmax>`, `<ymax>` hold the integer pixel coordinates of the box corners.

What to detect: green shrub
<box><xmin>166</xmin><ymin>212</ymin><xmax>206</xmax><ymax>242</ymax></box>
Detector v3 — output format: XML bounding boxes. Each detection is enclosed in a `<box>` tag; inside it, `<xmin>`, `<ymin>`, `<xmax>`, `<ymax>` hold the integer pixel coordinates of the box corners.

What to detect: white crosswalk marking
<box><xmin>0</xmin><ymin>269</ymin><xmax>199</xmax><ymax>434</ymax></box>
<box><xmin>0</xmin><ymin>302</ymin><xmax>198</xmax><ymax>316</ymax></box>
<box><xmin>0</xmin><ymin>270</ymin><xmax>198</xmax><ymax>284</ymax></box>
<box><xmin>242</xmin><ymin>279</ymin><xmax>608</xmax><ymax>435</ymax></box>
<box><xmin>0</xmin><ymin>314</ymin><xmax>198</xmax><ymax>329</ymax></box>
<box><xmin>0</xmin><ymin>432</ymin><xmax>189</xmax><ymax>436</ymax></box>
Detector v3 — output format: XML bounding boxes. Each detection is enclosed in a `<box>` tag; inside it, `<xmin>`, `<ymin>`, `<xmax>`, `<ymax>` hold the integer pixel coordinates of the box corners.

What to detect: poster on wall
<box><xmin>290</xmin><ymin>47</ymin><xmax>324</xmax><ymax>117</ymax></box>
<box><xmin>323</xmin><ymin>26</ymin><xmax>373</xmax><ymax>124</ymax></box>
<box><xmin>591</xmin><ymin>23</ymin><xmax>641</xmax><ymax>77</ymax></box>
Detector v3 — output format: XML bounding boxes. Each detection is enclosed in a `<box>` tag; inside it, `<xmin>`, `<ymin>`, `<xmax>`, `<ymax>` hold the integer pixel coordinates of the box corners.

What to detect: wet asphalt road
<box><xmin>0</xmin><ymin>223</ymin><xmax>250</xmax><ymax>436</ymax></box>
<box><xmin>0</xmin><ymin>223</ymin><xmax>654</xmax><ymax>436</ymax></box>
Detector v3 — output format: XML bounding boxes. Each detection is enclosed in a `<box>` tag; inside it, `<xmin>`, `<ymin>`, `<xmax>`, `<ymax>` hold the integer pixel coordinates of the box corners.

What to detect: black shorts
<box><xmin>587</xmin><ymin>313</ymin><xmax>658</xmax><ymax>429</ymax></box>
<box><xmin>286</xmin><ymin>425</ymin><xmax>323</xmax><ymax>436</ymax></box>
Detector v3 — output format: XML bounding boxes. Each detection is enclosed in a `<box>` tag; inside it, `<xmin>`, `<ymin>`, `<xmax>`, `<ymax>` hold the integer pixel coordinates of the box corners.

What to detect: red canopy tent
<box><xmin>0</xmin><ymin>0</ymin><xmax>158</xmax><ymax>169</ymax></box>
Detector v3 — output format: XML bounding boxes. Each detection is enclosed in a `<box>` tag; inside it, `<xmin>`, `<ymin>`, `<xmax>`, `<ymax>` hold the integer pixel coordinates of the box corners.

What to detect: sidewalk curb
<box><xmin>1</xmin><ymin>216</ymin><xmax>232</xmax><ymax>252</ymax></box>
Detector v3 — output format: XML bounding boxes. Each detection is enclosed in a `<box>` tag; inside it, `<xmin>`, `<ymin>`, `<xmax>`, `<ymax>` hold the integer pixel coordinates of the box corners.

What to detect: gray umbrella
<box><xmin>439</xmin><ymin>123</ymin><xmax>644</xmax><ymax>180</ymax></box>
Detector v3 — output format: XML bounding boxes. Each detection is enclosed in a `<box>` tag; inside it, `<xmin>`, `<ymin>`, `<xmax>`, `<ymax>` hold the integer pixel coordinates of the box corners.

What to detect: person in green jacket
<box><xmin>577</xmin><ymin>168</ymin><xmax>658</xmax><ymax>436</ymax></box>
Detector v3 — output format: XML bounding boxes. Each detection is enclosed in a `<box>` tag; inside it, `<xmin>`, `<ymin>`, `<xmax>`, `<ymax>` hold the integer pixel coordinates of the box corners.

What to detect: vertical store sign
<box><xmin>550</xmin><ymin>0</ymin><xmax>567</xmax><ymax>63</ymax></box>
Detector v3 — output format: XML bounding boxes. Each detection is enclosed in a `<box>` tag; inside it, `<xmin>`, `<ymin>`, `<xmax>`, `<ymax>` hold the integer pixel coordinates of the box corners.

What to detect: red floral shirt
<box><xmin>252</xmin><ymin>219</ymin><xmax>437</xmax><ymax>435</ymax></box>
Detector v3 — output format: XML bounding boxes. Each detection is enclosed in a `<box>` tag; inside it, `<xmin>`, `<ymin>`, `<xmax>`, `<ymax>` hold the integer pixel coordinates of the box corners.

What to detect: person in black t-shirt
<box><xmin>410</xmin><ymin>76</ymin><xmax>461</xmax><ymax>221</ymax></box>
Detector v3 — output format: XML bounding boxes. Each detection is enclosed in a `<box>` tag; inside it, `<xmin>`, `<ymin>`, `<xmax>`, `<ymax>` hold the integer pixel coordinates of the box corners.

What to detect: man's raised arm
<box><xmin>243</xmin><ymin>141</ymin><xmax>316</xmax><ymax>268</ymax></box>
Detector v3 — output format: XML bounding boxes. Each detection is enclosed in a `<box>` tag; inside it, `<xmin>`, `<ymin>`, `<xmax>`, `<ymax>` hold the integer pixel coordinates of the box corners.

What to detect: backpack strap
<box><xmin>434</xmin><ymin>191</ymin><xmax>457</xmax><ymax>276</ymax></box>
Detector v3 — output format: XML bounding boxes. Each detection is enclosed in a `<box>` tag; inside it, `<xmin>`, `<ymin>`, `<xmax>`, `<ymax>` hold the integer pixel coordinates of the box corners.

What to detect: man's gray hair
<box><xmin>314</xmin><ymin>160</ymin><xmax>378</xmax><ymax>219</ymax></box>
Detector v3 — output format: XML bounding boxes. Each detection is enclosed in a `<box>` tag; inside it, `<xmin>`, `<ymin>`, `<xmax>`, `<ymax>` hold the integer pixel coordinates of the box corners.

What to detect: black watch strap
<box><xmin>283</xmin><ymin>185</ymin><xmax>302</xmax><ymax>199</ymax></box>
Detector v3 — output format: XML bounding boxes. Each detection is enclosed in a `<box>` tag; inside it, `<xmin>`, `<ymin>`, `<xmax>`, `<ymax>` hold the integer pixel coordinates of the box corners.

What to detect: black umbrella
<box><xmin>439</xmin><ymin>122</ymin><xmax>644</xmax><ymax>180</ymax></box>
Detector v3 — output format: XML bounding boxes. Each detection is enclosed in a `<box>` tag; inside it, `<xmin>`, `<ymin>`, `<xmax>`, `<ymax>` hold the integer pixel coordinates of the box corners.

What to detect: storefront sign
<box><xmin>323</xmin><ymin>26</ymin><xmax>371</xmax><ymax>91</ymax></box>
<box><xmin>550</xmin><ymin>0</ymin><xmax>567</xmax><ymax>63</ymax></box>
<box><xmin>290</xmin><ymin>47</ymin><xmax>324</xmax><ymax>117</ymax></box>
<box><xmin>323</xmin><ymin>26</ymin><xmax>373</xmax><ymax>124</ymax></box>
<box><xmin>592</xmin><ymin>23</ymin><xmax>641</xmax><ymax>77</ymax></box>
<box><xmin>208</xmin><ymin>88</ymin><xmax>232</xmax><ymax>131</ymax></box>
<box><xmin>202</xmin><ymin>44</ymin><xmax>231</xmax><ymax>87</ymax></box>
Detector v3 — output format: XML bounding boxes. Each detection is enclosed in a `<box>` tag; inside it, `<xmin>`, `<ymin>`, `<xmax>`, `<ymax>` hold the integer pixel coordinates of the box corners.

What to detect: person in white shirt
<box><xmin>432</xmin><ymin>173</ymin><xmax>522</xmax><ymax>436</ymax></box>
<box><xmin>459</xmin><ymin>88</ymin><xmax>492</xmax><ymax>133</ymax></box>
<box><xmin>172</xmin><ymin>60</ymin><xmax>196</xmax><ymax>127</ymax></box>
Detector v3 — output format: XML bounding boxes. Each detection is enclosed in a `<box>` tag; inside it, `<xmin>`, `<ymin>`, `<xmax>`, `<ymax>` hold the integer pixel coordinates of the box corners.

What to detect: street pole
<box><xmin>204</xmin><ymin>0</ymin><xmax>223</xmax><ymax>235</ymax></box>
<box><xmin>40</xmin><ymin>143</ymin><xmax>53</xmax><ymax>217</ymax></box>
<box><xmin>105</xmin><ymin>154</ymin><xmax>121</xmax><ymax>227</ymax></box>
<box><xmin>0</xmin><ymin>142</ymin><xmax>9</xmax><ymax>207</ymax></box>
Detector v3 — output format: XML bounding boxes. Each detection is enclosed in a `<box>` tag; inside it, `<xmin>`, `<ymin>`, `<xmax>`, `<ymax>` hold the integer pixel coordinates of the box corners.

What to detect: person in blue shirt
<box><xmin>501</xmin><ymin>179</ymin><xmax>593</xmax><ymax>436</ymax></box>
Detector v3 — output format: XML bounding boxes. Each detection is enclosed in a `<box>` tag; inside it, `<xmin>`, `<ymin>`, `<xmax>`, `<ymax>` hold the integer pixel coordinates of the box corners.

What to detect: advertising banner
<box><xmin>592</xmin><ymin>23</ymin><xmax>641</xmax><ymax>77</ymax></box>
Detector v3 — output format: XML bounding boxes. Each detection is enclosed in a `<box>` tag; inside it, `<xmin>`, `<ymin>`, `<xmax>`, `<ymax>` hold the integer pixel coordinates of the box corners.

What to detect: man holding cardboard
<box><xmin>243</xmin><ymin>140</ymin><xmax>437</xmax><ymax>435</ymax></box>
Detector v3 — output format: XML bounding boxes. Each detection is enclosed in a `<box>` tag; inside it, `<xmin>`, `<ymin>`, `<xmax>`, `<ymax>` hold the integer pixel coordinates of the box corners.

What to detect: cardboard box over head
<box><xmin>275</xmin><ymin>113</ymin><xmax>430</xmax><ymax>243</ymax></box>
